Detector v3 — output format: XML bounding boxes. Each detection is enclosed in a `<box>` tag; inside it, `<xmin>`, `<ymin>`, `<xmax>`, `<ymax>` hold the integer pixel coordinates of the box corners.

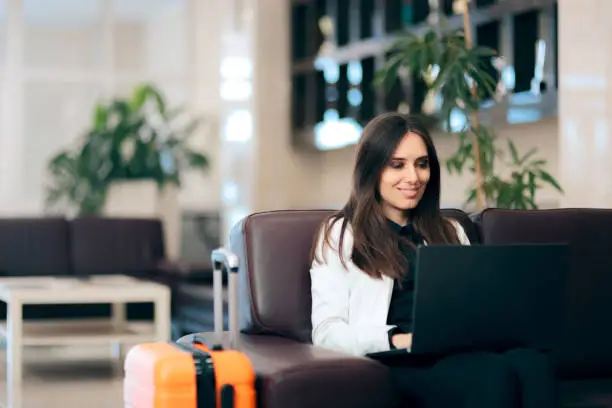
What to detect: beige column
<box><xmin>187</xmin><ymin>0</ymin><xmax>223</xmax><ymax>213</ymax></box>
<box><xmin>558</xmin><ymin>0</ymin><xmax>612</xmax><ymax>207</ymax></box>
<box><xmin>216</xmin><ymin>0</ymin><xmax>297</xmax><ymax>242</ymax></box>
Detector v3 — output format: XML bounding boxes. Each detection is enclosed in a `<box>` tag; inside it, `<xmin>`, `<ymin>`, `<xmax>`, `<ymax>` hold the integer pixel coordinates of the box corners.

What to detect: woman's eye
<box><xmin>390</xmin><ymin>161</ymin><xmax>404</xmax><ymax>169</ymax></box>
<box><xmin>417</xmin><ymin>160</ymin><xmax>429</xmax><ymax>169</ymax></box>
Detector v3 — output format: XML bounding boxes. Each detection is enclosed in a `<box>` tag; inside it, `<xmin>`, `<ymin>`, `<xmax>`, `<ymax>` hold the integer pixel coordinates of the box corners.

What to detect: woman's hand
<box><xmin>391</xmin><ymin>333</ymin><xmax>413</xmax><ymax>349</ymax></box>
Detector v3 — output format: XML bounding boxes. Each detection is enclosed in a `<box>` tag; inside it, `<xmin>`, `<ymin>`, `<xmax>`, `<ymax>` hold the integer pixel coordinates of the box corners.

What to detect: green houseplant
<box><xmin>375</xmin><ymin>0</ymin><xmax>562</xmax><ymax>210</ymax></box>
<box><xmin>46</xmin><ymin>83</ymin><xmax>209</xmax><ymax>215</ymax></box>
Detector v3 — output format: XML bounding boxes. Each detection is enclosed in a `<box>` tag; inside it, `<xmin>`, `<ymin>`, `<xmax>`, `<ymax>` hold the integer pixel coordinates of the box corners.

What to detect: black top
<box><xmin>385</xmin><ymin>219</ymin><xmax>424</xmax><ymax>348</ymax></box>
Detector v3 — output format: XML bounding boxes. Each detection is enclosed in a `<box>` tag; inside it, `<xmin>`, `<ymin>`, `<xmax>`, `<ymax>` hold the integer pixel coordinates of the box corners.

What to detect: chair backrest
<box><xmin>0</xmin><ymin>217</ymin><xmax>71</xmax><ymax>276</ymax></box>
<box><xmin>478</xmin><ymin>208</ymin><xmax>612</xmax><ymax>379</ymax></box>
<box><xmin>229</xmin><ymin>208</ymin><xmax>477</xmax><ymax>344</ymax></box>
<box><xmin>70</xmin><ymin>217</ymin><xmax>165</xmax><ymax>276</ymax></box>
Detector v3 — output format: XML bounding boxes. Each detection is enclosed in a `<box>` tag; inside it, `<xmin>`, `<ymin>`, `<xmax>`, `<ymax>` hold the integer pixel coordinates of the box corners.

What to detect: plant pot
<box><xmin>103</xmin><ymin>180</ymin><xmax>181</xmax><ymax>260</ymax></box>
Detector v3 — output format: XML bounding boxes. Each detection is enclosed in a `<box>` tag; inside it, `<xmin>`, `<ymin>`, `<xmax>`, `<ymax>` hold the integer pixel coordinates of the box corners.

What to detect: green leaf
<box><xmin>508</xmin><ymin>139</ymin><xmax>519</xmax><ymax>164</ymax></box>
<box><xmin>465</xmin><ymin>188</ymin><xmax>477</xmax><ymax>205</ymax></box>
<box><xmin>528</xmin><ymin>171</ymin><xmax>536</xmax><ymax>200</ymax></box>
<box><xmin>472</xmin><ymin>45</ymin><xmax>497</xmax><ymax>58</ymax></box>
<box><xmin>130</xmin><ymin>84</ymin><xmax>149</xmax><ymax>110</ymax></box>
<box><xmin>185</xmin><ymin>151</ymin><xmax>209</xmax><ymax>170</ymax></box>
<box><xmin>182</xmin><ymin>117</ymin><xmax>203</xmax><ymax>138</ymax></box>
<box><xmin>528</xmin><ymin>159</ymin><xmax>547</xmax><ymax>168</ymax></box>
<box><xmin>423</xmin><ymin>30</ymin><xmax>437</xmax><ymax>44</ymax></box>
<box><xmin>538</xmin><ymin>170</ymin><xmax>563</xmax><ymax>192</ymax></box>
<box><xmin>93</xmin><ymin>103</ymin><xmax>109</xmax><ymax>131</ymax></box>
<box><xmin>374</xmin><ymin>53</ymin><xmax>405</xmax><ymax>90</ymax></box>
<box><xmin>153</xmin><ymin>91</ymin><xmax>166</xmax><ymax>115</ymax></box>
<box><xmin>445</xmin><ymin>158</ymin><xmax>454</xmax><ymax>174</ymax></box>
<box><xmin>429</xmin><ymin>62</ymin><xmax>452</xmax><ymax>91</ymax></box>
<box><xmin>526</xmin><ymin>196</ymin><xmax>538</xmax><ymax>209</ymax></box>
<box><xmin>515</xmin><ymin>147</ymin><xmax>537</xmax><ymax>166</ymax></box>
<box><xmin>469</xmin><ymin>67</ymin><xmax>497</xmax><ymax>100</ymax></box>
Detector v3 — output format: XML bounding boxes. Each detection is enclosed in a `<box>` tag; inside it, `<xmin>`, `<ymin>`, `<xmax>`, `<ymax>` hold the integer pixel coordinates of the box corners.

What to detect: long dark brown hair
<box><xmin>312</xmin><ymin>112</ymin><xmax>460</xmax><ymax>280</ymax></box>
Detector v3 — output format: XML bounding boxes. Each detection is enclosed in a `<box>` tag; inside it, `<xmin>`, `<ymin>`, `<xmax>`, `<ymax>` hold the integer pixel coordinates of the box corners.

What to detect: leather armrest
<box><xmin>154</xmin><ymin>260</ymin><xmax>214</xmax><ymax>283</ymax></box>
<box><xmin>179</xmin><ymin>333</ymin><xmax>395</xmax><ymax>408</ymax></box>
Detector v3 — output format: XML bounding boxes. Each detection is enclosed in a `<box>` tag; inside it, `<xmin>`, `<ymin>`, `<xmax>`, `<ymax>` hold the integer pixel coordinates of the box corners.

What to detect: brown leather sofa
<box><xmin>0</xmin><ymin>216</ymin><xmax>209</xmax><ymax>333</ymax></box>
<box><xmin>181</xmin><ymin>208</ymin><xmax>612</xmax><ymax>408</ymax></box>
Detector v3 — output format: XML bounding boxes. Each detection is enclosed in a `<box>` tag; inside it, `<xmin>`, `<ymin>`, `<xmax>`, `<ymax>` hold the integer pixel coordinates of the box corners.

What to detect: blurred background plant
<box><xmin>45</xmin><ymin>83</ymin><xmax>210</xmax><ymax>215</ymax></box>
<box><xmin>375</xmin><ymin>0</ymin><xmax>562</xmax><ymax>210</ymax></box>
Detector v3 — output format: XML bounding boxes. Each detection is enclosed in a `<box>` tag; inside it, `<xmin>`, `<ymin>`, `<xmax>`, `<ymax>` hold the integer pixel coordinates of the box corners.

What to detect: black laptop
<box><xmin>368</xmin><ymin>244</ymin><xmax>569</xmax><ymax>360</ymax></box>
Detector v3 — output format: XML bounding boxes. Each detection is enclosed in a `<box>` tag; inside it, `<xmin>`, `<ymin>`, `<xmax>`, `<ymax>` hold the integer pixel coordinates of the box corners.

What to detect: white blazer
<box><xmin>310</xmin><ymin>218</ymin><xmax>471</xmax><ymax>357</ymax></box>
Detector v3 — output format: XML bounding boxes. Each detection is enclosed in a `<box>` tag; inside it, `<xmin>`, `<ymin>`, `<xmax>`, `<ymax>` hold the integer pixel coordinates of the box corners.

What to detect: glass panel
<box><xmin>23</xmin><ymin>80</ymin><xmax>105</xmax><ymax>210</ymax></box>
<box><xmin>0</xmin><ymin>0</ymin><xmax>5</xmax><ymax>66</ymax></box>
<box><xmin>23</xmin><ymin>0</ymin><xmax>105</xmax><ymax>71</ymax></box>
<box><xmin>113</xmin><ymin>0</ymin><xmax>189</xmax><ymax>77</ymax></box>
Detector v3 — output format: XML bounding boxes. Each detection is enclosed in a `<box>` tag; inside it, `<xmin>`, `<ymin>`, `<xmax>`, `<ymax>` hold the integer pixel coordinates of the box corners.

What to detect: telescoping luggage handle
<box><xmin>212</xmin><ymin>248</ymin><xmax>239</xmax><ymax>347</ymax></box>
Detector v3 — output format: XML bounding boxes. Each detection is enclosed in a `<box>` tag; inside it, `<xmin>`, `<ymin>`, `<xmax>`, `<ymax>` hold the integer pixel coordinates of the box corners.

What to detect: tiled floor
<box><xmin>0</xmin><ymin>345</ymin><xmax>128</xmax><ymax>408</ymax></box>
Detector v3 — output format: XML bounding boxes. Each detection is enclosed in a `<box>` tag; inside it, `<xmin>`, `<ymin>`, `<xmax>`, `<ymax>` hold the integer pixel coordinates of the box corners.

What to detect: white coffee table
<box><xmin>0</xmin><ymin>275</ymin><xmax>171</xmax><ymax>408</ymax></box>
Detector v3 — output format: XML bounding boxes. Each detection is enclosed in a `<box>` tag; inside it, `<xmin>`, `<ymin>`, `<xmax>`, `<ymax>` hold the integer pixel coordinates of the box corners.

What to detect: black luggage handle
<box><xmin>191</xmin><ymin>333</ymin><xmax>223</xmax><ymax>351</ymax></box>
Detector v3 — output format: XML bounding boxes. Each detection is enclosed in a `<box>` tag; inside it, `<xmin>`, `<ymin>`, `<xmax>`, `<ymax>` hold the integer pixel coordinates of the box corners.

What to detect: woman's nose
<box><xmin>402</xmin><ymin>165</ymin><xmax>419</xmax><ymax>182</ymax></box>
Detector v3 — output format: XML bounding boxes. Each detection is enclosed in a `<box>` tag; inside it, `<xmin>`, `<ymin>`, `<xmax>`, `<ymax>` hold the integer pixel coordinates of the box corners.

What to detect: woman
<box><xmin>309</xmin><ymin>113</ymin><xmax>556</xmax><ymax>408</ymax></box>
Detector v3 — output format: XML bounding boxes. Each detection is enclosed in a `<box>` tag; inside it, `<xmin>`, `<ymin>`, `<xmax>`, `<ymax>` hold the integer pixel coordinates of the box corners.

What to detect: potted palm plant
<box><xmin>46</xmin><ymin>83</ymin><xmax>210</xmax><ymax>258</ymax></box>
<box><xmin>375</xmin><ymin>0</ymin><xmax>562</xmax><ymax>210</ymax></box>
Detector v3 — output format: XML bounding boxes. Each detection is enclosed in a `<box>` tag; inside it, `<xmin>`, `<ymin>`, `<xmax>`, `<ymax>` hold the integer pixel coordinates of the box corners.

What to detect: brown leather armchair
<box><xmin>179</xmin><ymin>209</ymin><xmax>478</xmax><ymax>408</ymax></box>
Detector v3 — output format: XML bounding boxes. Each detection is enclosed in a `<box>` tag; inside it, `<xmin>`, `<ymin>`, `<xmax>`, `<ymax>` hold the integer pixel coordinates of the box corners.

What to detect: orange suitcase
<box><xmin>123</xmin><ymin>336</ymin><xmax>257</xmax><ymax>408</ymax></box>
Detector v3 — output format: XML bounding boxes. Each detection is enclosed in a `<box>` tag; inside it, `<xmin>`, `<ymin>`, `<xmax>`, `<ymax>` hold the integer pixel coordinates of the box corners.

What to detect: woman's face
<box><xmin>378</xmin><ymin>132</ymin><xmax>431</xmax><ymax>225</ymax></box>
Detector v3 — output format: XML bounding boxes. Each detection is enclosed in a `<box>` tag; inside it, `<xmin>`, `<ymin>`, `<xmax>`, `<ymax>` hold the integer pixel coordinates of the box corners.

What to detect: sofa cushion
<box><xmin>180</xmin><ymin>333</ymin><xmax>395</xmax><ymax>408</ymax></box>
<box><xmin>230</xmin><ymin>209</ymin><xmax>333</xmax><ymax>343</ymax></box>
<box><xmin>478</xmin><ymin>208</ymin><xmax>612</xmax><ymax>379</ymax></box>
<box><xmin>69</xmin><ymin>217</ymin><xmax>164</xmax><ymax>276</ymax></box>
<box><xmin>442</xmin><ymin>208</ymin><xmax>482</xmax><ymax>244</ymax></box>
<box><xmin>0</xmin><ymin>218</ymin><xmax>70</xmax><ymax>276</ymax></box>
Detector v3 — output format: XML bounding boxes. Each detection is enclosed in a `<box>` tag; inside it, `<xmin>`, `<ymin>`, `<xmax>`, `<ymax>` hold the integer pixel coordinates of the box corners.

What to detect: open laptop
<box><xmin>368</xmin><ymin>244</ymin><xmax>569</xmax><ymax>361</ymax></box>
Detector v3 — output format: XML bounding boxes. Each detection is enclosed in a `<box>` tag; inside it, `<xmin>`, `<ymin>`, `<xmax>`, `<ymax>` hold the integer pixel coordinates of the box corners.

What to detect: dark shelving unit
<box><xmin>290</xmin><ymin>0</ymin><xmax>558</xmax><ymax>149</ymax></box>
